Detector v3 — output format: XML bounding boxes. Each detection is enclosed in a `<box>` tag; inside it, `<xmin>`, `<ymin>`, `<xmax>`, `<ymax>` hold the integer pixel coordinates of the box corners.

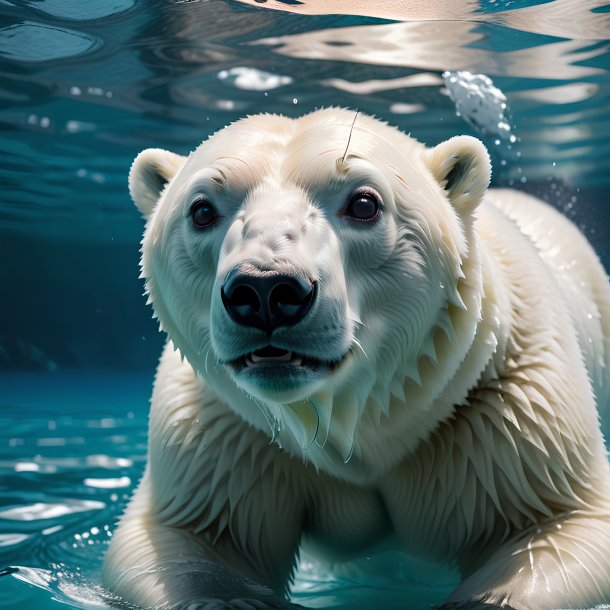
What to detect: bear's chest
<box><xmin>303</xmin><ymin>477</ymin><xmax>392</xmax><ymax>559</ymax></box>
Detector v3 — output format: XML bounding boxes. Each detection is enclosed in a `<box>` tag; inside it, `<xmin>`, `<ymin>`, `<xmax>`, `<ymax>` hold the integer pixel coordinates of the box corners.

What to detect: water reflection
<box><xmin>0</xmin><ymin>21</ymin><xmax>100</xmax><ymax>62</ymax></box>
<box><xmin>21</xmin><ymin>0</ymin><xmax>136</xmax><ymax>21</ymax></box>
<box><xmin>218</xmin><ymin>66</ymin><xmax>293</xmax><ymax>90</ymax></box>
<box><xmin>252</xmin><ymin>20</ymin><xmax>607</xmax><ymax>80</ymax></box>
<box><xmin>322</xmin><ymin>73</ymin><xmax>443</xmax><ymax>95</ymax></box>
<box><xmin>236</xmin><ymin>0</ymin><xmax>481</xmax><ymax>22</ymax></box>
<box><xmin>518</xmin><ymin>82</ymin><xmax>601</xmax><ymax>106</ymax></box>
<box><xmin>83</xmin><ymin>477</ymin><xmax>131</xmax><ymax>489</ymax></box>
<box><xmin>388</xmin><ymin>102</ymin><xmax>427</xmax><ymax>115</ymax></box>
<box><xmin>0</xmin><ymin>373</ymin><xmax>148</xmax><ymax>607</ymax></box>
<box><xmin>236</xmin><ymin>0</ymin><xmax>610</xmax><ymax>40</ymax></box>
<box><xmin>0</xmin><ymin>0</ymin><xmax>608</xmax><ymax>242</ymax></box>
<box><xmin>0</xmin><ymin>501</ymin><xmax>105</xmax><ymax>522</ymax></box>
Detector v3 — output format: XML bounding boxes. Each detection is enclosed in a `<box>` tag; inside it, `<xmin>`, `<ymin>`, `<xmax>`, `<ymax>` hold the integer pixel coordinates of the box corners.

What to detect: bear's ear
<box><xmin>129</xmin><ymin>148</ymin><xmax>187</xmax><ymax>217</ymax></box>
<box><xmin>424</xmin><ymin>136</ymin><xmax>491</xmax><ymax>216</ymax></box>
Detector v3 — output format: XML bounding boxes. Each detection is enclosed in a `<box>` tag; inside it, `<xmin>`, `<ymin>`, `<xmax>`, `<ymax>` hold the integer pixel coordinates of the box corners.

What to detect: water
<box><xmin>1</xmin><ymin>0</ymin><xmax>610</xmax><ymax>608</ymax></box>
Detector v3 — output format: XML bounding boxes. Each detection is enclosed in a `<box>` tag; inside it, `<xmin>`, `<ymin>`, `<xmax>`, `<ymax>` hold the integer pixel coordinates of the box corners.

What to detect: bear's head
<box><xmin>131</xmin><ymin>109</ymin><xmax>492</xmax><ymax>478</ymax></box>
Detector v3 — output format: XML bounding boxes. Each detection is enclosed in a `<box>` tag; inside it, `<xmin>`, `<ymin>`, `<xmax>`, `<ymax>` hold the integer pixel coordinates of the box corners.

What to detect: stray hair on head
<box><xmin>338</xmin><ymin>110</ymin><xmax>359</xmax><ymax>168</ymax></box>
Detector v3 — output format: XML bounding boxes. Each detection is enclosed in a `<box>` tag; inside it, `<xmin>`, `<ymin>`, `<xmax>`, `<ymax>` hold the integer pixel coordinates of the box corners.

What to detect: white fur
<box><xmin>103</xmin><ymin>109</ymin><xmax>610</xmax><ymax>610</ymax></box>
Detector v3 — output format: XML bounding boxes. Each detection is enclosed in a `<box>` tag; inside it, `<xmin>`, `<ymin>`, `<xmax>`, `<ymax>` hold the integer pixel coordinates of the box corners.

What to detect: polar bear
<box><xmin>103</xmin><ymin>108</ymin><xmax>610</xmax><ymax>610</ymax></box>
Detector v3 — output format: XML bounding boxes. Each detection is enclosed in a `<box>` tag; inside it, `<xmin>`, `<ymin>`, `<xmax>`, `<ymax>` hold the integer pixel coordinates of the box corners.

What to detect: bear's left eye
<box><xmin>344</xmin><ymin>189</ymin><xmax>382</xmax><ymax>223</ymax></box>
<box><xmin>190</xmin><ymin>197</ymin><xmax>217</xmax><ymax>229</ymax></box>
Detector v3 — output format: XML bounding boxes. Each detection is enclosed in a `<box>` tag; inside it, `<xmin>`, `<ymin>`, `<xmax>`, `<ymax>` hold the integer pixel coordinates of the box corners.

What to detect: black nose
<box><xmin>221</xmin><ymin>272</ymin><xmax>316</xmax><ymax>333</ymax></box>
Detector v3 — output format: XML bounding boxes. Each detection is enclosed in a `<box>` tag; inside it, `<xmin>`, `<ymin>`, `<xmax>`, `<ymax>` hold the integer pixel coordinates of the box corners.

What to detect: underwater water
<box><xmin>1</xmin><ymin>0</ymin><xmax>610</xmax><ymax>608</ymax></box>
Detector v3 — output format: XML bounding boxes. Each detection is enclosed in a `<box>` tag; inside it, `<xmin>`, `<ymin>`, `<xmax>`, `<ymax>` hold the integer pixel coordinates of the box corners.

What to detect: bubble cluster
<box><xmin>442</xmin><ymin>70</ymin><xmax>522</xmax><ymax>183</ymax></box>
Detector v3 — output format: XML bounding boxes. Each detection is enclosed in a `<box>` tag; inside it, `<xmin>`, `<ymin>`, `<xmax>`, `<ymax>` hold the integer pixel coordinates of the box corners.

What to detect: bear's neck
<box><xmin>291</xmin><ymin>223</ymin><xmax>511</xmax><ymax>484</ymax></box>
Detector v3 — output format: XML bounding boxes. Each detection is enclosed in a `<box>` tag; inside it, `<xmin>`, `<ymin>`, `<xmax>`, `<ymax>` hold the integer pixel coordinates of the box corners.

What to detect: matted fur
<box><xmin>103</xmin><ymin>109</ymin><xmax>610</xmax><ymax>610</ymax></box>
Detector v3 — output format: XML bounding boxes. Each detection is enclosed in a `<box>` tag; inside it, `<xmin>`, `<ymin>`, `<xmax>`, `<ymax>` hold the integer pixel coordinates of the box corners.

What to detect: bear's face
<box><xmin>131</xmin><ymin>109</ymin><xmax>490</xmax><ymax>462</ymax></box>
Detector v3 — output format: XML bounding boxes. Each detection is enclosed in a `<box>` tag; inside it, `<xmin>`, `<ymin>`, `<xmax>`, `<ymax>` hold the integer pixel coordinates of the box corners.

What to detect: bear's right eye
<box><xmin>190</xmin><ymin>197</ymin><xmax>217</xmax><ymax>230</ymax></box>
<box><xmin>343</xmin><ymin>188</ymin><xmax>382</xmax><ymax>223</ymax></box>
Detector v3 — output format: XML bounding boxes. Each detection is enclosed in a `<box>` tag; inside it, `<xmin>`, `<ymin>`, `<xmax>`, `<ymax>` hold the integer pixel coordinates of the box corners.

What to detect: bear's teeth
<box><xmin>250</xmin><ymin>350</ymin><xmax>293</xmax><ymax>363</ymax></box>
<box><xmin>245</xmin><ymin>351</ymin><xmax>304</xmax><ymax>367</ymax></box>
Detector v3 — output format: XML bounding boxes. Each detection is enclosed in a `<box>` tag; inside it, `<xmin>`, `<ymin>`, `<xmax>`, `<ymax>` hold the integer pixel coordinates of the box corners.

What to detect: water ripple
<box><xmin>0</xmin><ymin>500</ymin><xmax>105</xmax><ymax>522</ymax></box>
<box><xmin>24</xmin><ymin>0</ymin><xmax>136</xmax><ymax>22</ymax></box>
<box><xmin>0</xmin><ymin>21</ymin><xmax>100</xmax><ymax>63</ymax></box>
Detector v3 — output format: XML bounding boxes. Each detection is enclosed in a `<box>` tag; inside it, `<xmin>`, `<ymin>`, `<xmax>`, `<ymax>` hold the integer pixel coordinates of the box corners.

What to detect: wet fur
<box><xmin>103</xmin><ymin>109</ymin><xmax>610</xmax><ymax>610</ymax></box>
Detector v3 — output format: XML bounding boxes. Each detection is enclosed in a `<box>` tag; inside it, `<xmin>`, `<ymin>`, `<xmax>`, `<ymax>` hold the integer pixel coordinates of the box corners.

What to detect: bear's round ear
<box><xmin>424</xmin><ymin>136</ymin><xmax>491</xmax><ymax>216</ymax></box>
<box><xmin>129</xmin><ymin>148</ymin><xmax>187</xmax><ymax>218</ymax></box>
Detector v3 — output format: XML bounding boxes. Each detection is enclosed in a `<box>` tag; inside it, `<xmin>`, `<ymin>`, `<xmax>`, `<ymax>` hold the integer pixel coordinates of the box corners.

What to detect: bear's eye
<box><xmin>344</xmin><ymin>189</ymin><xmax>381</xmax><ymax>223</ymax></box>
<box><xmin>190</xmin><ymin>197</ymin><xmax>217</xmax><ymax>229</ymax></box>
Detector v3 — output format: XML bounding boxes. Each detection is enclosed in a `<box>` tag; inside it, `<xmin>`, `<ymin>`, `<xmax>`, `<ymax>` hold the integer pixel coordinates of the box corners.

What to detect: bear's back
<box><xmin>482</xmin><ymin>189</ymin><xmax>610</xmax><ymax>417</ymax></box>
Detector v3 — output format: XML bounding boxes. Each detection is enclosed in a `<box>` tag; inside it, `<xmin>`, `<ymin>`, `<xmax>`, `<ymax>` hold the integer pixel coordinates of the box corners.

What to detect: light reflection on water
<box><xmin>0</xmin><ymin>373</ymin><xmax>146</xmax><ymax>609</ymax></box>
<box><xmin>1</xmin><ymin>0</ymin><xmax>609</xmax><ymax>241</ymax></box>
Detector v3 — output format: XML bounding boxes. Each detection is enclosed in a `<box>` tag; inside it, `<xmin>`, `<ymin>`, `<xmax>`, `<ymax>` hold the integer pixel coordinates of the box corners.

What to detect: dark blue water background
<box><xmin>1</xmin><ymin>1</ymin><xmax>610</xmax><ymax>608</ymax></box>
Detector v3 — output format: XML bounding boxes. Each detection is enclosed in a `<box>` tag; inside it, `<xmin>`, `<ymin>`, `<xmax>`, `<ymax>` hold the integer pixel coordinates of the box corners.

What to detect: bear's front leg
<box><xmin>102</xmin><ymin>472</ymin><xmax>304</xmax><ymax>610</ymax></box>
<box><xmin>441</xmin><ymin>512</ymin><xmax>610</xmax><ymax>610</ymax></box>
<box><xmin>102</xmin><ymin>349</ymin><xmax>308</xmax><ymax>609</ymax></box>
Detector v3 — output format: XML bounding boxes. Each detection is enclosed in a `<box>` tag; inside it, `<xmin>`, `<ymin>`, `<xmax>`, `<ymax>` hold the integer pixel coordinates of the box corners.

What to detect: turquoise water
<box><xmin>0</xmin><ymin>372</ymin><xmax>459</xmax><ymax>608</ymax></box>
<box><xmin>1</xmin><ymin>0</ymin><xmax>610</xmax><ymax>608</ymax></box>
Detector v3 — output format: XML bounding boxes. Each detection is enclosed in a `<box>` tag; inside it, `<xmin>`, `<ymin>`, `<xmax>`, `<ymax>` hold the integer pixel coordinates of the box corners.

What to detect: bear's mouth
<box><xmin>227</xmin><ymin>345</ymin><xmax>343</xmax><ymax>372</ymax></box>
<box><xmin>247</xmin><ymin>346</ymin><xmax>302</xmax><ymax>367</ymax></box>
<box><xmin>223</xmin><ymin>343</ymin><xmax>352</xmax><ymax>399</ymax></box>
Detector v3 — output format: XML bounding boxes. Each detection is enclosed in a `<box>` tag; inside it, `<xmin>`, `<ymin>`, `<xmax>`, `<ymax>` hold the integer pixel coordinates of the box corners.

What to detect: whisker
<box><xmin>197</xmin><ymin>333</ymin><xmax>207</xmax><ymax>356</ymax></box>
<box><xmin>352</xmin><ymin>336</ymin><xmax>370</xmax><ymax>362</ymax></box>
<box><xmin>252</xmin><ymin>397</ymin><xmax>279</xmax><ymax>440</ymax></box>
